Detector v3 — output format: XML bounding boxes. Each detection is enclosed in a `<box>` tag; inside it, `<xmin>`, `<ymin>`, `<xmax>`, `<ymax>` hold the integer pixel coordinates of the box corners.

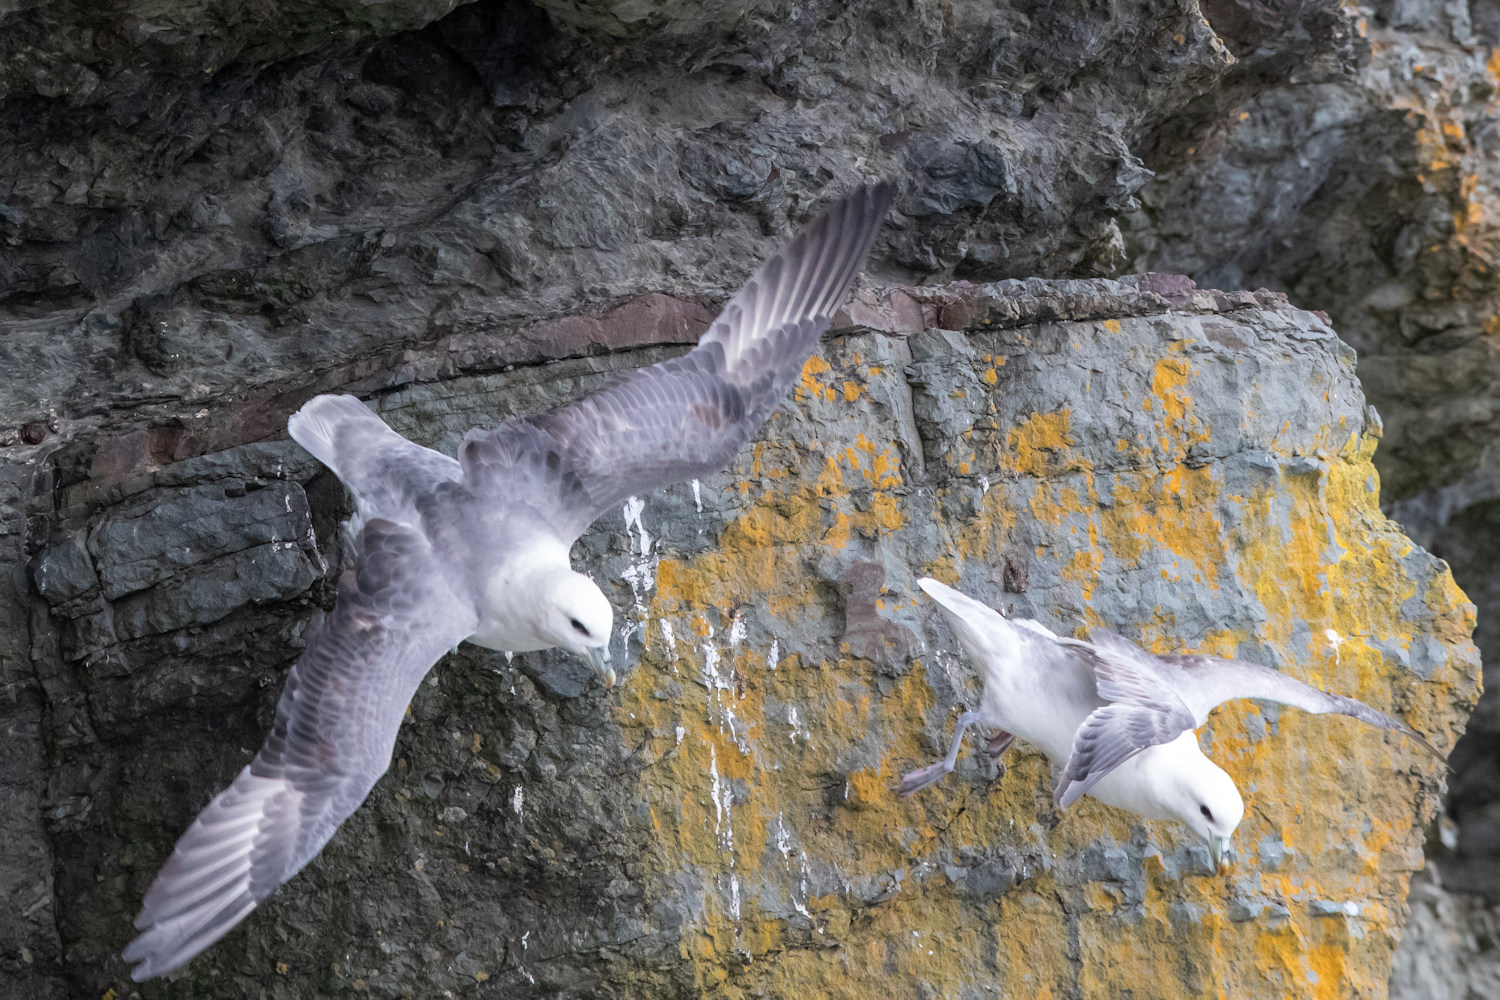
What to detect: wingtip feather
<box><xmin>126</xmin><ymin>893</ymin><xmax>259</xmax><ymax>981</ymax></box>
<box><xmin>1056</xmin><ymin>782</ymin><xmax>1084</xmax><ymax>810</ymax></box>
<box><xmin>124</xmin><ymin>769</ymin><xmax>296</xmax><ymax>979</ymax></box>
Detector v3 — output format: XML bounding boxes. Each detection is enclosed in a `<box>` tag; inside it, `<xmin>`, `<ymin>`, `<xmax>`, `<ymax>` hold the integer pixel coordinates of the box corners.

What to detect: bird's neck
<box><xmin>469</xmin><ymin>542</ymin><xmax>574</xmax><ymax>653</ymax></box>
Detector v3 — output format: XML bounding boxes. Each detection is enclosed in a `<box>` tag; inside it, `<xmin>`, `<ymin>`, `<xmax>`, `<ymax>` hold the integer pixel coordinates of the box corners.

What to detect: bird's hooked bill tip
<box><xmin>1209</xmin><ymin>835</ymin><xmax>1230</xmax><ymax>869</ymax></box>
<box><xmin>587</xmin><ymin>646</ymin><xmax>615</xmax><ymax>688</ymax></box>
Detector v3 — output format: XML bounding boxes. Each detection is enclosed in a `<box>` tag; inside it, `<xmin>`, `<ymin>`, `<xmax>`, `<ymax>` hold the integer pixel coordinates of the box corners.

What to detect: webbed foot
<box><xmin>898</xmin><ymin>762</ymin><xmax>953</xmax><ymax>797</ymax></box>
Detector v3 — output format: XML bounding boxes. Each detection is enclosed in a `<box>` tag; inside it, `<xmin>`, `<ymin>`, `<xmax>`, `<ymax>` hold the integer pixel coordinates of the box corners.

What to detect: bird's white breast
<box><xmin>1085</xmin><ymin>733</ymin><xmax>1207</xmax><ymax>821</ymax></box>
<box><xmin>466</xmin><ymin>540</ymin><xmax>572</xmax><ymax>653</ymax></box>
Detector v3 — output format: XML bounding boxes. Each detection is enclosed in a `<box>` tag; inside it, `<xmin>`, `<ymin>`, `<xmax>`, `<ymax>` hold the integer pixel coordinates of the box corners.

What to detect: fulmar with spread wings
<box><xmin>900</xmin><ymin>578</ymin><xmax>1441</xmax><ymax>866</ymax></box>
<box><xmin>123</xmin><ymin>181</ymin><xmax>895</xmax><ymax>980</ymax></box>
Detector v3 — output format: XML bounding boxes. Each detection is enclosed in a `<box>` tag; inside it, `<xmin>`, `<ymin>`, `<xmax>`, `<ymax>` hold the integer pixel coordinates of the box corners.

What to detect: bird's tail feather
<box><xmin>287</xmin><ymin>394</ymin><xmax>390</xmax><ymax>479</ymax></box>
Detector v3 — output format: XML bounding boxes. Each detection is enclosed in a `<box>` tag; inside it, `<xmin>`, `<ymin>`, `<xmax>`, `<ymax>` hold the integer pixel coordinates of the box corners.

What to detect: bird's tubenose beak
<box><xmin>587</xmin><ymin>645</ymin><xmax>616</xmax><ymax>689</ymax></box>
<box><xmin>1208</xmin><ymin>835</ymin><xmax>1231</xmax><ymax>870</ymax></box>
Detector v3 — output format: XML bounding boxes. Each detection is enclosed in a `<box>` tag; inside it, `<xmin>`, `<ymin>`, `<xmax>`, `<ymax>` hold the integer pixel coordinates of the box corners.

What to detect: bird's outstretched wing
<box><xmin>1056</xmin><ymin>629</ymin><xmax>1444</xmax><ymax>808</ymax></box>
<box><xmin>458</xmin><ymin>181</ymin><xmax>896</xmax><ymax>538</ymax></box>
<box><xmin>123</xmin><ymin>519</ymin><xmax>475</xmax><ymax>981</ymax></box>
<box><xmin>1090</xmin><ymin>629</ymin><xmax>1442</xmax><ymax>759</ymax></box>
<box><xmin>289</xmin><ymin>393</ymin><xmax>461</xmax><ymax>528</ymax></box>
<box><xmin>1055</xmin><ymin>644</ymin><xmax>1198</xmax><ymax>808</ymax></box>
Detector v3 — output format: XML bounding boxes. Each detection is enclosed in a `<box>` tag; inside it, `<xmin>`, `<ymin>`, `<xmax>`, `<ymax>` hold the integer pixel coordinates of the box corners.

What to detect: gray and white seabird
<box><xmin>900</xmin><ymin>578</ymin><xmax>1440</xmax><ymax>866</ymax></box>
<box><xmin>123</xmin><ymin>181</ymin><xmax>895</xmax><ymax>980</ymax></box>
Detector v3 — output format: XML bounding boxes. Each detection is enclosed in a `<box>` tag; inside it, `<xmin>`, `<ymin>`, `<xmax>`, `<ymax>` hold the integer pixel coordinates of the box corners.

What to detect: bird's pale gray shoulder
<box><xmin>1056</xmin><ymin>640</ymin><xmax>1199</xmax><ymax>808</ymax></box>
<box><xmin>123</xmin><ymin>518</ymin><xmax>475</xmax><ymax>981</ymax></box>
<box><xmin>1085</xmin><ymin>628</ymin><xmax>1167</xmax><ymax>671</ymax></box>
<box><xmin>1011</xmin><ymin>615</ymin><xmax>1095</xmax><ymax>651</ymax></box>
<box><xmin>457</xmin><ymin>181</ymin><xmax>896</xmax><ymax>540</ymax></box>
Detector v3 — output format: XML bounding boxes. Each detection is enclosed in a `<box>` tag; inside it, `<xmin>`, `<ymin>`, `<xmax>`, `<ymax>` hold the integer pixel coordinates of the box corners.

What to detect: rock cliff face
<box><xmin>0</xmin><ymin>1</ymin><xmax>1488</xmax><ymax>998</ymax></box>
<box><xmin>7</xmin><ymin>276</ymin><xmax>1481</xmax><ymax>998</ymax></box>
<box><xmin>1119</xmin><ymin>2</ymin><xmax>1500</xmax><ymax>981</ymax></box>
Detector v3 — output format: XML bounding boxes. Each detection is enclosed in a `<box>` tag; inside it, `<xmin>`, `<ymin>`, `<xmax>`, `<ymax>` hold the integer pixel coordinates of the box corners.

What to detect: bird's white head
<box><xmin>536</xmin><ymin>568</ymin><xmax>616</xmax><ymax>687</ymax></box>
<box><xmin>1166</xmin><ymin>754</ymin><xmax>1244</xmax><ymax>868</ymax></box>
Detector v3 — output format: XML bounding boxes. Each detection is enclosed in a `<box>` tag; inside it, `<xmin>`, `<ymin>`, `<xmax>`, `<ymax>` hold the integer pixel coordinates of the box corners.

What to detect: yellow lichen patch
<box><xmin>1099</xmin><ymin>466</ymin><xmax>1227</xmax><ymax>592</ymax></box>
<box><xmin>1002</xmin><ymin>409</ymin><xmax>1076</xmax><ymax>477</ymax></box>
<box><xmin>951</xmin><ymin>484</ymin><xmax>1020</xmax><ymax>564</ymax></box>
<box><xmin>797</xmin><ymin>354</ymin><xmax>832</xmax><ymax>400</ymax></box>
<box><xmin>848</xmin><ymin>433</ymin><xmax>904</xmax><ymax>489</ymax></box>
<box><xmin>1150</xmin><ymin>357</ymin><xmax>1211</xmax><ymax>457</ymax></box>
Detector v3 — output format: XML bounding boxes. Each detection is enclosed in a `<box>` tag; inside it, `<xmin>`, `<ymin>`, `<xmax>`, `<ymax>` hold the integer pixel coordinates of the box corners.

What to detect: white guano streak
<box><xmin>700</xmin><ymin>623</ymin><xmax>747</xmax><ymax>751</ymax></box>
<box><xmin>710</xmin><ymin>745</ymin><xmax>734</xmax><ymax>854</ymax></box>
<box><xmin>774</xmin><ymin>813</ymin><xmax>814</xmax><ymax>919</ymax></box>
<box><xmin>620</xmin><ymin>496</ymin><xmax>658</xmax><ymax>649</ymax></box>
<box><xmin>659</xmin><ymin>619</ymin><xmax>679</xmax><ymax>675</ymax></box>
<box><xmin>711</xmin><ymin>746</ymin><xmax>739</xmax><ymax>920</ymax></box>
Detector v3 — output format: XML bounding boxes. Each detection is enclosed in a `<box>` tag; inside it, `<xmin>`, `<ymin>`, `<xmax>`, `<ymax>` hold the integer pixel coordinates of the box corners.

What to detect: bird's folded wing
<box><xmin>1055</xmin><ymin>646</ymin><xmax>1197</xmax><ymax>808</ymax></box>
<box><xmin>123</xmin><ymin>519</ymin><xmax>475</xmax><ymax>981</ymax></box>
<box><xmin>458</xmin><ymin>181</ymin><xmax>895</xmax><ymax>538</ymax></box>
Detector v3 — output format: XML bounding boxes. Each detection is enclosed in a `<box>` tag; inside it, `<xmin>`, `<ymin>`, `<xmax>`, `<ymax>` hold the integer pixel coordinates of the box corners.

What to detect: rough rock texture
<box><xmin>1117</xmin><ymin>0</ymin><xmax>1500</xmax><ymax>976</ymax></box>
<box><xmin>3</xmin><ymin>274</ymin><xmax>1479</xmax><ymax>998</ymax></box>
<box><xmin>0</xmin><ymin>0</ymin><xmax>1491</xmax><ymax>996</ymax></box>
<box><xmin>1389</xmin><ymin>866</ymin><xmax>1500</xmax><ymax>1000</ymax></box>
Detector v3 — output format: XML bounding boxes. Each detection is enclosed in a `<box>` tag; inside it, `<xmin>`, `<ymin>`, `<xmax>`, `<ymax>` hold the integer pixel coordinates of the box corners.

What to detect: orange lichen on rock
<box><xmin>585</xmin><ymin>294</ymin><xmax>1477</xmax><ymax>998</ymax></box>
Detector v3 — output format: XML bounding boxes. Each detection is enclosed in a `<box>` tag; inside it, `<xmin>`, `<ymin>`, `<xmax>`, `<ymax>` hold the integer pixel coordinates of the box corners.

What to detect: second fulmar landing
<box><xmin>123</xmin><ymin>181</ymin><xmax>895</xmax><ymax>981</ymax></box>
<box><xmin>901</xmin><ymin>578</ymin><xmax>1441</xmax><ymax>866</ymax></box>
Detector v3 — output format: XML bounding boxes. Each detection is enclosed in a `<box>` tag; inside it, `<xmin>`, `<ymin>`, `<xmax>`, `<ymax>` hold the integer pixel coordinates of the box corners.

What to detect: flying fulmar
<box><xmin>123</xmin><ymin>181</ymin><xmax>895</xmax><ymax>980</ymax></box>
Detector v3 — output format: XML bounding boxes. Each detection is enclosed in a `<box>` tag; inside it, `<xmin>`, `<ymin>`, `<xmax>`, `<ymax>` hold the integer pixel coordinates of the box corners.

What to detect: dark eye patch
<box><xmin>570</xmin><ymin>618</ymin><xmax>588</xmax><ymax>634</ymax></box>
<box><xmin>1200</xmin><ymin>805</ymin><xmax>1213</xmax><ymax>820</ymax></box>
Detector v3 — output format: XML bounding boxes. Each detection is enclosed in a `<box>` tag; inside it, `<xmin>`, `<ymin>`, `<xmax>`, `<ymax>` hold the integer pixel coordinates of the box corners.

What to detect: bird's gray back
<box><xmin>976</xmin><ymin>624</ymin><xmax>1105</xmax><ymax>763</ymax></box>
<box><xmin>413</xmin><ymin>477</ymin><xmax>571</xmax><ymax>603</ymax></box>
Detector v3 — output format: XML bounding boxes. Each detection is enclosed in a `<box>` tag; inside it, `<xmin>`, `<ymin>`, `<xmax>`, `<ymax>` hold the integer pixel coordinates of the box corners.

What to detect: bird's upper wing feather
<box><xmin>457</xmin><ymin>181</ymin><xmax>895</xmax><ymax>538</ymax></box>
<box><xmin>123</xmin><ymin>519</ymin><xmax>476</xmax><ymax>981</ymax></box>
<box><xmin>1145</xmin><ymin>645</ymin><xmax>1443</xmax><ymax>759</ymax></box>
<box><xmin>1064</xmin><ymin>630</ymin><xmax>1444</xmax><ymax>798</ymax></box>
